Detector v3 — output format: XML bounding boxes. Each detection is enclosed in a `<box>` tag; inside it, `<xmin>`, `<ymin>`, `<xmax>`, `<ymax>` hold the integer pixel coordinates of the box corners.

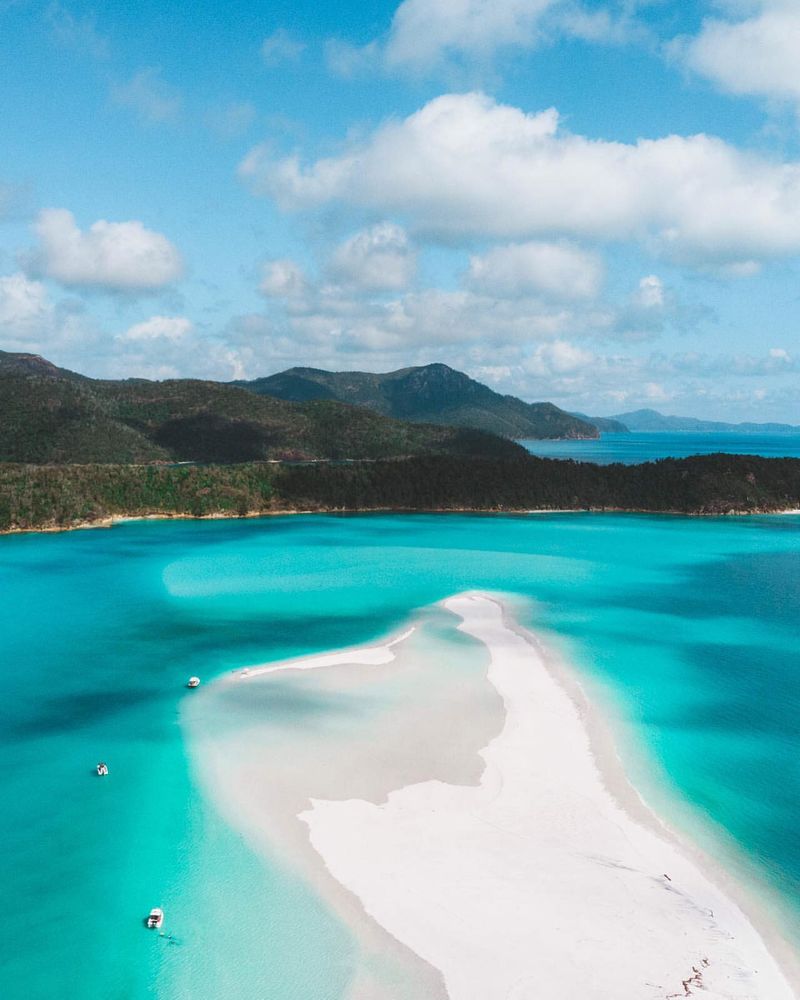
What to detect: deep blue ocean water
<box><xmin>521</xmin><ymin>431</ymin><xmax>800</xmax><ymax>464</ymax></box>
<box><xmin>1</xmin><ymin>512</ymin><xmax>799</xmax><ymax>998</ymax></box>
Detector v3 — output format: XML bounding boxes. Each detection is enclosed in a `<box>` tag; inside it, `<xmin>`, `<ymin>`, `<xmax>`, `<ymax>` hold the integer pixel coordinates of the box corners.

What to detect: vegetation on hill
<box><xmin>0</xmin><ymin>353</ymin><xmax>525</xmax><ymax>464</ymax></box>
<box><xmin>237</xmin><ymin>363</ymin><xmax>599</xmax><ymax>440</ymax></box>
<box><xmin>2</xmin><ymin>453</ymin><xmax>799</xmax><ymax>533</ymax></box>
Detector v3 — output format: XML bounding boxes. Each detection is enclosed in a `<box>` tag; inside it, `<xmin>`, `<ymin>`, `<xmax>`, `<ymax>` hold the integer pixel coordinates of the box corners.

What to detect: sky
<box><xmin>1</xmin><ymin>0</ymin><xmax>800</xmax><ymax>420</ymax></box>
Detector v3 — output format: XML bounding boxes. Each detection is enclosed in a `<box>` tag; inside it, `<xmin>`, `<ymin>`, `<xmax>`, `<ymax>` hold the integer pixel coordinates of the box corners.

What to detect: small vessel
<box><xmin>96</xmin><ymin>762</ymin><xmax>109</xmax><ymax>777</ymax></box>
<box><xmin>186</xmin><ymin>676</ymin><xmax>201</xmax><ymax>688</ymax></box>
<box><xmin>146</xmin><ymin>907</ymin><xmax>164</xmax><ymax>929</ymax></box>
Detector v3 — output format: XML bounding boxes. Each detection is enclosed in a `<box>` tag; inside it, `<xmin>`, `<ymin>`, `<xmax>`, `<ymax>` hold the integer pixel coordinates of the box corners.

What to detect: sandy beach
<box><xmin>187</xmin><ymin>592</ymin><xmax>797</xmax><ymax>1000</ymax></box>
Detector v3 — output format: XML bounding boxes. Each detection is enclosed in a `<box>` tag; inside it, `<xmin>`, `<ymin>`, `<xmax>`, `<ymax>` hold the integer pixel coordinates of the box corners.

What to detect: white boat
<box><xmin>96</xmin><ymin>762</ymin><xmax>109</xmax><ymax>776</ymax></box>
<box><xmin>146</xmin><ymin>907</ymin><xmax>164</xmax><ymax>929</ymax></box>
<box><xmin>186</xmin><ymin>676</ymin><xmax>201</xmax><ymax>688</ymax></box>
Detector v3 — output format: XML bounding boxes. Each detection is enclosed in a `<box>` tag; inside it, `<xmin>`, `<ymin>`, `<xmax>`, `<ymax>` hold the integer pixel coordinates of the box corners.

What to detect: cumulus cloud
<box><xmin>327</xmin><ymin>0</ymin><xmax>635</xmax><ymax>77</ymax></box>
<box><xmin>0</xmin><ymin>272</ymin><xmax>52</xmax><ymax>341</ymax></box>
<box><xmin>675</xmin><ymin>1</ymin><xmax>800</xmax><ymax>109</ymax></box>
<box><xmin>240</xmin><ymin>91</ymin><xmax>800</xmax><ymax>268</ymax></box>
<box><xmin>30</xmin><ymin>209</ymin><xmax>183</xmax><ymax>291</ymax></box>
<box><xmin>468</xmin><ymin>240</ymin><xmax>603</xmax><ymax>300</ymax></box>
<box><xmin>112</xmin><ymin>67</ymin><xmax>182</xmax><ymax>123</ymax></box>
<box><xmin>118</xmin><ymin>315</ymin><xmax>193</xmax><ymax>343</ymax></box>
<box><xmin>261</xmin><ymin>28</ymin><xmax>306</xmax><ymax>66</ymax></box>
<box><xmin>0</xmin><ymin>271</ymin><xmax>97</xmax><ymax>354</ymax></box>
<box><xmin>383</xmin><ymin>0</ymin><xmax>558</xmax><ymax>72</ymax></box>
<box><xmin>329</xmin><ymin>222</ymin><xmax>416</xmax><ymax>291</ymax></box>
<box><xmin>259</xmin><ymin>259</ymin><xmax>308</xmax><ymax>298</ymax></box>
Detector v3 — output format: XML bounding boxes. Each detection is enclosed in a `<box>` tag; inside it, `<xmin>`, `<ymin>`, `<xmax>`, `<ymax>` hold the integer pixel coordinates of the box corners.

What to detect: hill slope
<box><xmin>613</xmin><ymin>408</ymin><xmax>800</xmax><ymax>434</ymax></box>
<box><xmin>0</xmin><ymin>351</ymin><xmax>524</xmax><ymax>464</ymax></box>
<box><xmin>237</xmin><ymin>364</ymin><xmax>599</xmax><ymax>440</ymax></box>
<box><xmin>570</xmin><ymin>412</ymin><xmax>630</xmax><ymax>434</ymax></box>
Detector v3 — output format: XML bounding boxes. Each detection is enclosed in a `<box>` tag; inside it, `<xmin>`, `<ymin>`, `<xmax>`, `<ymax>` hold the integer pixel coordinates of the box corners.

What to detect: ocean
<box><xmin>1</xmin><ymin>512</ymin><xmax>799</xmax><ymax>998</ymax></box>
<box><xmin>521</xmin><ymin>430</ymin><xmax>800</xmax><ymax>464</ymax></box>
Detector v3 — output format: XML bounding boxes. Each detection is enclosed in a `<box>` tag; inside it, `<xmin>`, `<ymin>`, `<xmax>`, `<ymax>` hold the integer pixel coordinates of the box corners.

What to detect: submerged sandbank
<box><xmin>187</xmin><ymin>593</ymin><xmax>797</xmax><ymax>1000</ymax></box>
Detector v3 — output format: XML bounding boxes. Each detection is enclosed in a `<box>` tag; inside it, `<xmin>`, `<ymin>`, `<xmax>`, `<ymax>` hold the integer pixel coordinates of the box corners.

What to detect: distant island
<box><xmin>609</xmin><ymin>408</ymin><xmax>800</xmax><ymax>435</ymax></box>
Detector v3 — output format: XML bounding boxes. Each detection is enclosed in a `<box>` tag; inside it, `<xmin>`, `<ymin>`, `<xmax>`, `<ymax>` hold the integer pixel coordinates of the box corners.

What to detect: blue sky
<box><xmin>2</xmin><ymin>0</ymin><xmax>800</xmax><ymax>420</ymax></box>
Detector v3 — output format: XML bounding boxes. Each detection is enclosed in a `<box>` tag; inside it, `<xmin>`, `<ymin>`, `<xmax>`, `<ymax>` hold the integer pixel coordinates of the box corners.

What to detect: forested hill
<box><xmin>2</xmin><ymin>453</ymin><xmax>799</xmax><ymax>533</ymax></box>
<box><xmin>0</xmin><ymin>350</ymin><xmax>525</xmax><ymax>464</ymax></box>
<box><xmin>236</xmin><ymin>363</ymin><xmax>599</xmax><ymax>440</ymax></box>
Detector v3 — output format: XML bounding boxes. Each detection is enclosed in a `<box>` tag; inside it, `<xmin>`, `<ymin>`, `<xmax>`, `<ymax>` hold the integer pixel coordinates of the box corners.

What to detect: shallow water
<box><xmin>521</xmin><ymin>430</ymin><xmax>800</xmax><ymax>463</ymax></box>
<box><xmin>1</xmin><ymin>512</ymin><xmax>799</xmax><ymax>997</ymax></box>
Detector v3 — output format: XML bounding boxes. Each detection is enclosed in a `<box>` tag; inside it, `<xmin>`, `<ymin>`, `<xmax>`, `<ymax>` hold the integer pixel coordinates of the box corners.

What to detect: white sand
<box><xmin>237</xmin><ymin>627</ymin><xmax>415</xmax><ymax>679</ymax></box>
<box><xmin>299</xmin><ymin>594</ymin><xmax>796</xmax><ymax>1000</ymax></box>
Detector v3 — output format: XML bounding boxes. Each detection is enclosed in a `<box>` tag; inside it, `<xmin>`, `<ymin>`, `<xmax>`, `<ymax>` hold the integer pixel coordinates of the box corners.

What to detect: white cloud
<box><xmin>30</xmin><ymin>209</ymin><xmax>183</xmax><ymax>291</ymax></box>
<box><xmin>118</xmin><ymin>315</ymin><xmax>193</xmax><ymax>343</ymax></box>
<box><xmin>0</xmin><ymin>272</ymin><xmax>52</xmax><ymax>339</ymax></box>
<box><xmin>468</xmin><ymin>240</ymin><xmax>603</xmax><ymax>300</ymax></box>
<box><xmin>383</xmin><ymin>0</ymin><xmax>558</xmax><ymax>72</ymax></box>
<box><xmin>676</xmin><ymin>1</ymin><xmax>800</xmax><ymax>108</ymax></box>
<box><xmin>0</xmin><ymin>271</ymin><xmax>96</xmax><ymax>354</ymax></box>
<box><xmin>112</xmin><ymin>67</ymin><xmax>182</xmax><ymax>123</ymax></box>
<box><xmin>524</xmin><ymin>339</ymin><xmax>596</xmax><ymax>376</ymax></box>
<box><xmin>327</xmin><ymin>0</ymin><xmax>635</xmax><ymax>77</ymax></box>
<box><xmin>241</xmin><ymin>91</ymin><xmax>800</xmax><ymax>267</ymax></box>
<box><xmin>46</xmin><ymin>2</ymin><xmax>109</xmax><ymax>59</ymax></box>
<box><xmin>261</xmin><ymin>28</ymin><xmax>306</xmax><ymax>66</ymax></box>
<box><xmin>259</xmin><ymin>259</ymin><xmax>308</xmax><ymax>298</ymax></box>
<box><xmin>633</xmin><ymin>274</ymin><xmax>664</xmax><ymax>309</ymax></box>
<box><xmin>329</xmin><ymin>222</ymin><xmax>416</xmax><ymax>291</ymax></box>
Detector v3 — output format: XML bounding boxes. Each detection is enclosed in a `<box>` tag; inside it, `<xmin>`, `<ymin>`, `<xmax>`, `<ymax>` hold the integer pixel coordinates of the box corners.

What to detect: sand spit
<box><xmin>187</xmin><ymin>593</ymin><xmax>797</xmax><ymax>1000</ymax></box>
<box><xmin>300</xmin><ymin>594</ymin><xmax>796</xmax><ymax>1000</ymax></box>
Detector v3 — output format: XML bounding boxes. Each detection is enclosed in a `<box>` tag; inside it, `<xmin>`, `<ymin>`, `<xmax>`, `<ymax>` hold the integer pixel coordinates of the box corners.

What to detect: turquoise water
<box><xmin>1</xmin><ymin>512</ymin><xmax>799</xmax><ymax>997</ymax></box>
<box><xmin>522</xmin><ymin>430</ymin><xmax>800</xmax><ymax>463</ymax></box>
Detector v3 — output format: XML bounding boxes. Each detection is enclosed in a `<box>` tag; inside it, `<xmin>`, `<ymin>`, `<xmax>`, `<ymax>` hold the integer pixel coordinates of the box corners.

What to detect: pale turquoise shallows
<box><xmin>0</xmin><ymin>512</ymin><xmax>799</xmax><ymax>998</ymax></box>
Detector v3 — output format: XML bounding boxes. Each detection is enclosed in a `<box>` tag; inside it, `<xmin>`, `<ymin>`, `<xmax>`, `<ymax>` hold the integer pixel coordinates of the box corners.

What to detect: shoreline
<box><xmin>510</xmin><ymin>603</ymin><xmax>800</xmax><ymax>997</ymax></box>
<box><xmin>4</xmin><ymin>504</ymin><xmax>800</xmax><ymax>537</ymax></box>
<box><xmin>187</xmin><ymin>592</ymin><xmax>798</xmax><ymax>1000</ymax></box>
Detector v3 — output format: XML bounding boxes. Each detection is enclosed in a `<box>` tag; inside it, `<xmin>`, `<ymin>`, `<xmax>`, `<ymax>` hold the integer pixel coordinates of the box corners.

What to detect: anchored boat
<box><xmin>187</xmin><ymin>676</ymin><xmax>201</xmax><ymax>688</ymax></box>
<box><xmin>146</xmin><ymin>907</ymin><xmax>164</xmax><ymax>929</ymax></box>
<box><xmin>96</xmin><ymin>762</ymin><xmax>109</xmax><ymax>776</ymax></box>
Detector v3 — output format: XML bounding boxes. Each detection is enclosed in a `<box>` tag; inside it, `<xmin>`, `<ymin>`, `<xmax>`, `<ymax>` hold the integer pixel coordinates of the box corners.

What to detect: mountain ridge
<box><xmin>235</xmin><ymin>363</ymin><xmax>600</xmax><ymax>440</ymax></box>
<box><xmin>0</xmin><ymin>350</ymin><xmax>524</xmax><ymax>464</ymax></box>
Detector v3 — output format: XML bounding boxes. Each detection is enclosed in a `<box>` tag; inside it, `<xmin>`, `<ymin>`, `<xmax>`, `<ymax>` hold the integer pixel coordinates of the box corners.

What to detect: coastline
<box><xmin>3</xmin><ymin>503</ymin><xmax>800</xmax><ymax>537</ymax></box>
<box><xmin>186</xmin><ymin>592</ymin><xmax>798</xmax><ymax>1000</ymax></box>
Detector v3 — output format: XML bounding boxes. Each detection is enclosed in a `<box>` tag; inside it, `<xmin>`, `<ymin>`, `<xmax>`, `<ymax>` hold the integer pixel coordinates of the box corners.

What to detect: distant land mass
<box><xmin>612</xmin><ymin>408</ymin><xmax>800</xmax><ymax>435</ymax></box>
<box><xmin>236</xmin><ymin>363</ymin><xmax>599</xmax><ymax>441</ymax></box>
<box><xmin>0</xmin><ymin>351</ymin><xmax>524</xmax><ymax>464</ymax></box>
<box><xmin>569</xmin><ymin>412</ymin><xmax>630</xmax><ymax>434</ymax></box>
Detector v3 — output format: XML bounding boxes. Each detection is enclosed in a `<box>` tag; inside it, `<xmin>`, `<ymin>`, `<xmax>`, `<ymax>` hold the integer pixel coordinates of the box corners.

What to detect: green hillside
<box><xmin>238</xmin><ymin>363</ymin><xmax>599</xmax><ymax>440</ymax></box>
<box><xmin>0</xmin><ymin>351</ymin><xmax>525</xmax><ymax>464</ymax></box>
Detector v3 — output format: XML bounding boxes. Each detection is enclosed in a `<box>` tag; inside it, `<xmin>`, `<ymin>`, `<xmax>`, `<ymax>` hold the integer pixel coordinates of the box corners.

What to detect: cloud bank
<box><xmin>241</xmin><ymin>92</ymin><xmax>800</xmax><ymax>269</ymax></box>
